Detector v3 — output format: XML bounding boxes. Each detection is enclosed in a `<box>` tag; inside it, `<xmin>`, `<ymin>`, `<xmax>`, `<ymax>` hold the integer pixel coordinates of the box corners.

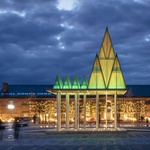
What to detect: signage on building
<box><xmin>0</xmin><ymin>92</ymin><xmax>52</xmax><ymax>96</ymax></box>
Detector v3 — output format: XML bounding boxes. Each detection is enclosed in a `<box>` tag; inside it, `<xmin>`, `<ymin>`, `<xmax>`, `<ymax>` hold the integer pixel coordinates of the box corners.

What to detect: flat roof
<box><xmin>1</xmin><ymin>84</ymin><xmax>150</xmax><ymax>98</ymax></box>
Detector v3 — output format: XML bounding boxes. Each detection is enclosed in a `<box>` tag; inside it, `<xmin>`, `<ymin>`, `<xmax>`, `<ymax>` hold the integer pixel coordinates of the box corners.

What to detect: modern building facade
<box><xmin>48</xmin><ymin>28</ymin><xmax>126</xmax><ymax>131</ymax></box>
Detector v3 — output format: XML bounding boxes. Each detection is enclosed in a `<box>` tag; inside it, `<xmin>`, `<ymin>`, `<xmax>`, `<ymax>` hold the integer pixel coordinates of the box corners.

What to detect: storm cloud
<box><xmin>0</xmin><ymin>0</ymin><xmax>150</xmax><ymax>85</ymax></box>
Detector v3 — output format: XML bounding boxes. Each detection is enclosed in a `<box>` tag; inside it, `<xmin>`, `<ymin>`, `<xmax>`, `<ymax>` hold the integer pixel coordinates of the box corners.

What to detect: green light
<box><xmin>53</xmin><ymin>75</ymin><xmax>63</xmax><ymax>89</ymax></box>
<box><xmin>63</xmin><ymin>75</ymin><xmax>72</xmax><ymax>89</ymax></box>
<box><xmin>108</xmin><ymin>55</ymin><xmax>126</xmax><ymax>89</ymax></box>
<box><xmin>81</xmin><ymin>75</ymin><xmax>88</xmax><ymax>89</ymax></box>
<box><xmin>88</xmin><ymin>55</ymin><xmax>105</xmax><ymax>89</ymax></box>
<box><xmin>72</xmin><ymin>75</ymin><xmax>80</xmax><ymax>89</ymax></box>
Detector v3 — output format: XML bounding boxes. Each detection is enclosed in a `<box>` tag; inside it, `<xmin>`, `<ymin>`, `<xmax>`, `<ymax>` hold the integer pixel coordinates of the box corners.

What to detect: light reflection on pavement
<box><xmin>1</xmin><ymin>123</ymin><xmax>150</xmax><ymax>150</ymax></box>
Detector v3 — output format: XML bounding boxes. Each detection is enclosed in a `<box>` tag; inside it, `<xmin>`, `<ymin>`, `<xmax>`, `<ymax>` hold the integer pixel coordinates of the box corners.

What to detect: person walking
<box><xmin>0</xmin><ymin>119</ymin><xmax>3</xmax><ymax>140</ymax></box>
<box><xmin>146</xmin><ymin>118</ymin><xmax>149</xmax><ymax>127</ymax></box>
<box><xmin>13</xmin><ymin>120</ymin><xmax>20</xmax><ymax>139</ymax></box>
<box><xmin>33</xmin><ymin>114</ymin><xmax>37</xmax><ymax>124</ymax></box>
<box><xmin>0</xmin><ymin>119</ymin><xmax>2</xmax><ymax>126</ymax></box>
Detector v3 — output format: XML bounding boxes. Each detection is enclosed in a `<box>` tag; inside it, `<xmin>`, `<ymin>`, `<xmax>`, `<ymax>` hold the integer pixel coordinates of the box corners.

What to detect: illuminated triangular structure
<box><xmin>52</xmin><ymin>27</ymin><xmax>126</xmax><ymax>92</ymax></box>
<box><xmin>72</xmin><ymin>76</ymin><xmax>80</xmax><ymax>89</ymax></box>
<box><xmin>88</xmin><ymin>27</ymin><xmax>126</xmax><ymax>90</ymax></box>
<box><xmin>88</xmin><ymin>55</ymin><xmax>106</xmax><ymax>89</ymax></box>
<box><xmin>63</xmin><ymin>76</ymin><xmax>72</xmax><ymax>89</ymax></box>
<box><xmin>53</xmin><ymin>75</ymin><xmax>63</xmax><ymax>89</ymax></box>
<box><xmin>99</xmin><ymin>28</ymin><xmax>115</xmax><ymax>88</ymax></box>
<box><xmin>49</xmin><ymin>27</ymin><xmax>127</xmax><ymax>132</ymax></box>
<box><xmin>108</xmin><ymin>55</ymin><xmax>126</xmax><ymax>89</ymax></box>
<box><xmin>100</xmin><ymin>28</ymin><xmax>115</xmax><ymax>59</ymax></box>
<box><xmin>81</xmin><ymin>75</ymin><xmax>88</xmax><ymax>89</ymax></box>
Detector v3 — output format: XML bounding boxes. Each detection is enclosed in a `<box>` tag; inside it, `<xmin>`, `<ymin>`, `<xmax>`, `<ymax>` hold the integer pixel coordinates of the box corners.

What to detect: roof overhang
<box><xmin>47</xmin><ymin>89</ymin><xmax>127</xmax><ymax>95</ymax></box>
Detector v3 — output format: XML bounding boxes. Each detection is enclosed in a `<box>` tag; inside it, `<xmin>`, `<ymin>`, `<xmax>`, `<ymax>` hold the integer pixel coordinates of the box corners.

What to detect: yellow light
<box><xmin>7</xmin><ymin>104</ymin><xmax>15</xmax><ymax>109</ymax></box>
<box><xmin>7</xmin><ymin>118</ymin><xmax>14</xmax><ymax>122</ymax></box>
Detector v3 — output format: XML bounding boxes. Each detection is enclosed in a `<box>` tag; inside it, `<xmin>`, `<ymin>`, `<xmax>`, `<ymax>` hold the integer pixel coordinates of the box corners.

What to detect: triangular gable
<box><xmin>100</xmin><ymin>59</ymin><xmax>115</xmax><ymax>88</ymax></box>
<box><xmin>88</xmin><ymin>55</ymin><xmax>105</xmax><ymax>89</ymax></box>
<box><xmin>72</xmin><ymin>76</ymin><xmax>80</xmax><ymax>89</ymax></box>
<box><xmin>100</xmin><ymin>27</ymin><xmax>113</xmax><ymax>59</ymax></box>
<box><xmin>81</xmin><ymin>75</ymin><xmax>88</xmax><ymax>89</ymax></box>
<box><xmin>108</xmin><ymin>47</ymin><xmax>115</xmax><ymax>59</ymax></box>
<box><xmin>98</xmin><ymin>28</ymin><xmax>115</xmax><ymax>88</ymax></box>
<box><xmin>108</xmin><ymin>55</ymin><xmax>126</xmax><ymax>89</ymax></box>
<box><xmin>63</xmin><ymin>76</ymin><xmax>72</xmax><ymax>89</ymax></box>
<box><xmin>53</xmin><ymin>75</ymin><xmax>63</xmax><ymax>89</ymax></box>
<box><xmin>99</xmin><ymin>47</ymin><xmax>105</xmax><ymax>59</ymax></box>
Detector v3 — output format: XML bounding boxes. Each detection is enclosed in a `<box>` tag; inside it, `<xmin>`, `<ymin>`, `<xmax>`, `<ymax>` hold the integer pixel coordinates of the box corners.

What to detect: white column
<box><xmin>57</xmin><ymin>92</ymin><xmax>61</xmax><ymax>131</ymax></box>
<box><xmin>83</xmin><ymin>93</ymin><xmax>86</xmax><ymax>129</ymax></box>
<box><xmin>66</xmin><ymin>93</ymin><xmax>69</xmax><ymax>129</ymax></box>
<box><xmin>96</xmin><ymin>92</ymin><xmax>99</xmax><ymax>130</ymax></box>
<box><xmin>105</xmin><ymin>93</ymin><xmax>108</xmax><ymax>128</ymax></box>
<box><xmin>77</xmin><ymin>93</ymin><xmax>80</xmax><ymax>130</ymax></box>
<box><xmin>114</xmin><ymin>92</ymin><xmax>117</xmax><ymax>130</ymax></box>
<box><xmin>75</xmin><ymin>93</ymin><xmax>78</xmax><ymax>129</ymax></box>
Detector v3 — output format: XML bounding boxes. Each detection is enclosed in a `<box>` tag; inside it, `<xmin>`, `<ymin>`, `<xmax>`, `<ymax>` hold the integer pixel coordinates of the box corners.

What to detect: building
<box><xmin>0</xmin><ymin>28</ymin><xmax>150</xmax><ymax>130</ymax></box>
<box><xmin>48</xmin><ymin>27</ymin><xmax>127</xmax><ymax>131</ymax></box>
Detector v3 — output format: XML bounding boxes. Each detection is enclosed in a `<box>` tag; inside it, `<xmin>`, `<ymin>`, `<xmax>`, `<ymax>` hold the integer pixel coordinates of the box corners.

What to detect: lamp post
<box><xmin>7</xmin><ymin>101</ymin><xmax>15</xmax><ymax>121</ymax></box>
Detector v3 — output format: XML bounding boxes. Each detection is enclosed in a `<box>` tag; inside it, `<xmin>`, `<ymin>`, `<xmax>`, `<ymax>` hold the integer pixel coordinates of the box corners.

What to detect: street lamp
<box><xmin>7</xmin><ymin>101</ymin><xmax>15</xmax><ymax>109</ymax></box>
<box><xmin>7</xmin><ymin>101</ymin><xmax>15</xmax><ymax>121</ymax></box>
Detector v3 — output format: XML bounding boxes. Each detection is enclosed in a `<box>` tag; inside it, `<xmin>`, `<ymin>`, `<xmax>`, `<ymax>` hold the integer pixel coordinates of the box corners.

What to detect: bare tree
<box><xmin>23</xmin><ymin>98</ymin><xmax>52</xmax><ymax>123</ymax></box>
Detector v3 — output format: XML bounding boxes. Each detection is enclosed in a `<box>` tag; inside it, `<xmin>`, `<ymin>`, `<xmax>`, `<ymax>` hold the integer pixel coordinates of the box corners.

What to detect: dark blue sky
<box><xmin>0</xmin><ymin>0</ymin><xmax>150</xmax><ymax>85</ymax></box>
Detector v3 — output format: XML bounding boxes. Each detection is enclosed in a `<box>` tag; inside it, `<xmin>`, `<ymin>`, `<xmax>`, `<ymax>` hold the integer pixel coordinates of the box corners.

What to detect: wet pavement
<box><xmin>1</xmin><ymin>124</ymin><xmax>150</xmax><ymax>150</ymax></box>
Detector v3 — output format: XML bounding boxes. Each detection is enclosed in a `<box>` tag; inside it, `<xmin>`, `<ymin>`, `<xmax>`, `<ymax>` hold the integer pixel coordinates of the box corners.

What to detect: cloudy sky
<box><xmin>0</xmin><ymin>0</ymin><xmax>150</xmax><ymax>86</ymax></box>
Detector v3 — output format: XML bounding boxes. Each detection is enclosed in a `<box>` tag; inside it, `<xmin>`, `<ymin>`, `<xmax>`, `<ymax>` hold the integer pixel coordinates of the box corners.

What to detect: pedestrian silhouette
<box><xmin>0</xmin><ymin>119</ymin><xmax>2</xmax><ymax>126</ymax></box>
<box><xmin>0</xmin><ymin>119</ymin><xmax>3</xmax><ymax>140</ymax></box>
<box><xmin>141</xmin><ymin>116</ymin><xmax>144</xmax><ymax>122</ymax></box>
<box><xmin>13</xmin><ymin>120</ymin><xmax>20</xmax><ymax>139</ymax></box>
<box><xmin>146</xmin><ymin>118</ymin><xmax>149</xmax><ymax>127</ymax></box>
<box><xmin>33</xmin><ymin>114</ymin><xmax>37</xmax><ymax>124</ymax></box>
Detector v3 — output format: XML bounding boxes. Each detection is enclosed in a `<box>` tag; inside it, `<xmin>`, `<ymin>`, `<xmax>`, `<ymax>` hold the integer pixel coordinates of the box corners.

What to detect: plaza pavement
<box><xmin>1</xmin><ymin>124</ymin><xmax>150</xmax><ymax>150</ymax></box>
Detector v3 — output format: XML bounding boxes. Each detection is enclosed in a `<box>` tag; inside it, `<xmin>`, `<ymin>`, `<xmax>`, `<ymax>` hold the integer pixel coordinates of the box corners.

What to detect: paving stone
<box><xmin>1</xmin><ymin>127</ymin><xmax>150</xmax><ymax>149</ymax></box>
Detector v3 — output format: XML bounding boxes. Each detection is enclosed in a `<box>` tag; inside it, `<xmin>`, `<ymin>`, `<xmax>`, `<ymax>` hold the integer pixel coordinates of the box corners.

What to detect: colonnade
<box><xmin>56</xmin><ymin>91</ymin><xmax>117</xmax><ymax>131</ymax></box>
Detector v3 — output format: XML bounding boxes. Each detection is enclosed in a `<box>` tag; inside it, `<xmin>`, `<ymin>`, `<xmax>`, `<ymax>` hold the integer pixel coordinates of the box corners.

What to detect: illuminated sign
<box><xmin>1</xmin><ymin>92</ymin><xmax>52</xmax><ymax>96</ymax></box>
